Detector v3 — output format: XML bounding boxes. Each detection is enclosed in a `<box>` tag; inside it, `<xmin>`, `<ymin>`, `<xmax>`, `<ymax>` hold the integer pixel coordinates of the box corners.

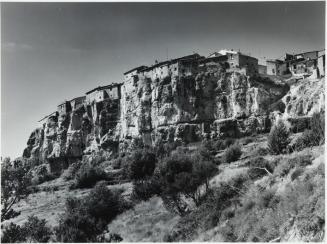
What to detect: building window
<box><xmin>272</xmin><ymin>69</ymin><xmax>275</xmax><ymax>74</ymax></box>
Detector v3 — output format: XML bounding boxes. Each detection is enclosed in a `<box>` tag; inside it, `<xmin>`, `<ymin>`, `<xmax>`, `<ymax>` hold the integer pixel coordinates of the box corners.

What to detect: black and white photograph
<box><xmin>1</xmin><ymin>0</ymin><xmax>325</xmax><ymax>242</ymax></box>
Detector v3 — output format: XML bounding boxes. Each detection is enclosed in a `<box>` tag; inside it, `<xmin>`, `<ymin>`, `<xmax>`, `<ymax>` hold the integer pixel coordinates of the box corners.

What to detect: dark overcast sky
<box><xmin>1</xmin><ymin>1</ymin><xmax>325</xmax><ymax>158</ymax></box>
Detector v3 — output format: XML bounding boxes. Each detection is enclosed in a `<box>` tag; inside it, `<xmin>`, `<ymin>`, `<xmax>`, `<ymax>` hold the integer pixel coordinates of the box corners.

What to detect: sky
<box><xmin>1</xmin><ymin>1</ymin><xmax>325</xmax><ymax>159</ymax></box>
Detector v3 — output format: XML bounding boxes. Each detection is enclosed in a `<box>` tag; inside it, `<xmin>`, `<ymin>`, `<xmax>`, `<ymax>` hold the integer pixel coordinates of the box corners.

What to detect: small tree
<box><xmin>159</xmin><ymin>152</ymin><xmax>216</xmax><ymax>214</ymax></box>
<box><xmin>56</xmin><ymin>182</ymin><xmax>128</xmax><ymax>242</ymax></box>
<box><xmin>268</xmin><ymin>120</ymin><xmax>290</xmax><ymax>155</ymax></box>
<box><xmin>23</xmin><ymin>215</ymin><xmax>52</xmax><ymax>242</ymax></box>
<box><xmin>1</xmin><ymin>223</ymin><xmax>26</xmax><ymax>243</ymax></box>
<box><xmin>1</xmin><ymin>158</ymin><xmax>31</xmax><ymax>221</ymax></box>
<box><xmin>222</xmin><ymin>143</ymin><xmax>242</xmax><ymax>163</ymax></box>
<box><xmin>129</xmin><ymin>149</ymin><xmax>156</xmax><ymax>181</ymax></box>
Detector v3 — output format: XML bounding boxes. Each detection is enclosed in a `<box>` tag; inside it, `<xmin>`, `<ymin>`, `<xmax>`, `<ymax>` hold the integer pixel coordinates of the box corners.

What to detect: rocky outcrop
<box><xmin>283</xmin><ymin>77</ymin><xmax>325</xmax><ymax>118</ymax></box>
<box><xmin>23</xmin><ymin>62</ymin><xmax>289</xmax><ymax>169</ymax></box>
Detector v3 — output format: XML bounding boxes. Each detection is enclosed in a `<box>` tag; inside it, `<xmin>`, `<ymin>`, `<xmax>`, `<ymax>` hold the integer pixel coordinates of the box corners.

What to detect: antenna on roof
<box><xmin>166</xmin><ymin>47</ymin><xmax>168</xmax><ymax>60</ymax></box>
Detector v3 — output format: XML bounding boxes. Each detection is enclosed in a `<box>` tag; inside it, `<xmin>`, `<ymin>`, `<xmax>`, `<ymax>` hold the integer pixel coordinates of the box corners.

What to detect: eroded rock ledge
<box><xmin>23</xmin><ymin>63</ymin><xmax>290</xmax><ymax>170</ymax></box>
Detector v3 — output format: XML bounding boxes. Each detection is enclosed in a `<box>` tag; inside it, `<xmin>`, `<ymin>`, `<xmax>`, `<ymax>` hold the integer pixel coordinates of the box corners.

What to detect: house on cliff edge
<box><xmin>283</xmin><ymin>50</ymin><xmax>325</xmax><ymax>78</ymax></box>
<box><xmin>85</xmin><ymin>83</ymin><xmax>123</xmax><ymax>104</ymax></box>
<box><xmin>208</xmin><ymin>50</ymin><xmax>259</xmax><ymax>75</ymax></box>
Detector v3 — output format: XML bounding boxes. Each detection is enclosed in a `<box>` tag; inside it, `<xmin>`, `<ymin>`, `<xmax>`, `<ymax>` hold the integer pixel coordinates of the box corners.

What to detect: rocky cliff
<box><xmin>23</xmin><ymin>62</ymin><xmax>289</xmax><ymax>171</ymax></box>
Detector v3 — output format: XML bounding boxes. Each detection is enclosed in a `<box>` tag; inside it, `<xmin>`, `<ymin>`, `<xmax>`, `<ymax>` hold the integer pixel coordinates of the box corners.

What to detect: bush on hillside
<box><xmin>56</xmin><ymin>181</ymin><xmax>128</xmax><ymax>242</ymax></box>
<box><xmin>288</xmin><ymin>117</ymin><xmax>311</xmax><ymax>133</ymax></box>
<box><xmin>291</xmin><ymin>130</ymin><xmax>316</xmax><ymax>152</ymax></box>
<box><xmin>31</xmin><ymin>165</ymin><xmax>56</xmax><ymax>185</ymax></box>
<box><xmin>1</xmin><ymin>216</ymin><xmax>52</xmax><ymax>243</ymax></box>
<box><xmin>159</xmin><ymin>152</ymin><xmax>216</xmax><ymax>214</ymax></box>
<box><xmin>62</xmin><ymin>162</ymin><xmax>81</xmax><ymax>181</ymax></box>
<box><xmin>73</xmin><ymin>163</ymin><xmax>108</xmax><ymax>189</ymax></box>
<box><xmin>23</xmin><ymin>215</ymin><xmax>52</xmax><ymax>242</ymax></box>
<box><xmin>154</xmin><ymin>140</ymin><xmax>180</xmax><ymax>159</ymax></box>
<box><xmin>128</xmin><ymin>149</ymin><xmax>156</xmax><ymax>181</ymax></box>
<box><xmin>274</xmin><ymin>155</ymin><xmax>312</xmax><ymax>178</ymax></box>
<box><xmin>1</xmin><ymin>223</ymin><xmax>27</xmax><ymax>243</ymax></box>
<box><xmin>267</xmin><ymin>120</ymin><xmax>290</xmax><ymax>155</ymax></box>
<box><xmin>1</xmin><ymin>158</ymin><xmax>32</xmax><ymax>221</ymax></box>
<box><xmin>310</xmin><ymin>111</ymin><xmax>325</xmax><ymax>145</ymax></box>
<box><xmin>131</xmin><ymin>173</ymin><xmax>162</xmax><ymax>201</ymax></box>
<box><xmin>247</xmin><ymin>157</ymin><xmax>274</xmax><ymax>180</ymax></box>
<box><xmin>222</xmin><ymin>144</ymin><xmax>242</xmax><ymax>163</ymax></box>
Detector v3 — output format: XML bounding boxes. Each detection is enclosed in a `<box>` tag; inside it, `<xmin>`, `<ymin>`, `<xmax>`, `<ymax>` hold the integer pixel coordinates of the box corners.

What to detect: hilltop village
<box><xmin>7</xmin><ymin>48</ymin><xmax>326</xmax><ymax>243</ymax></box>
<box><xmin>41</xmin><ymin>48</ymin><xmax>325</xmax><ymax>123</ymax></box>
<box><xmin>21</xmin><ymin>48</ymin><xmax>325</xmax><ymax>172</ymax></box>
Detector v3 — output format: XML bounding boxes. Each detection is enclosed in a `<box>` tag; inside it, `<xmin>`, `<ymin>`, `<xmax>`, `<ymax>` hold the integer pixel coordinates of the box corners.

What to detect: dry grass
<box><xmin>2</xmin><ymin>176</ymin><xmax>132</xmax><ymax>229</ymax></box>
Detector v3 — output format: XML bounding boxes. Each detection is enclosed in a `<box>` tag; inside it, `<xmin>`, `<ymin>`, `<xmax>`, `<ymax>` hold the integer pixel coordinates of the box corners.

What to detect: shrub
<box><xmin>274</xmin><ymin>155</ymin><xmax>312</xmax><ymax>178</ymax></box>
<box><xmin>56</xmin><ymin>182</ymin><xmax>128</xmax><ymax>242</ymax></box>
<box><xmin>215</xmin><ymin>138</ymin><xmax>236</xmax><ymax>151</ymax></box>
<box><xmin>159</xmin><ymin>152</ymin><xmax>216</xmax><ymax>213</ymax></box>
<box><xmin>291</xmin><ymin>130</ymin><xmax>316</xmax><ymax>152</ymax></box>
<box><xmin>222</xmin><ymin>144</ymin><xmax>242</xmax><ymax>163</ymax></box>
<box><xmin>291</xmin><ymin>167</ymin><xmax>304</xmax><ymax>181</ymax></box>
<box><xmin>128</xmin><ymin>149</ymin><xmax>156</xmax><ymax>181</ymax></box>
<box><xmin>1</xmin><ymin>158</ymin><xmax>32</xmax><ymax>221</ymax></box>
<box><xmin>288</xmin><ymin>117</ymin><xmax>311</xmax><ymax>133</ymax></box>
<box><xmin>23</xmin><ymin>215</ymin><xmax>52</xmax><ymax>242</ymax></box>
<box><xmin>267</xmin><ymin>120</ymin><xmax>290</xmax><ymax>155</ymax></box>
<box><xmin>311</xmin><ymin>111</ymin><xmax>325</xmax><ymax>145</ymax></box>
<box><xmin>1</xmin><ymin>216</ymin><xmax>52</xmax><ymax>243</ymax></box>
<box><xmin>73</xmin><ymin>163</ymin><xmax>108</xmax><ymax>188</ymax></box>
<box><xmin>247</xmin><ymin>157</ymin><xmax>274</xmax><ymax>180</ymax></box>
<box><xmin>1</xmin><ymin>223</ymin><xmax>26</xmax><ymax>243</ymax></box>
<box><xmin>255</xmin><ymin>147</ymin><xmax>269</xmax><ymax>156</ymax></box>
<box><xmin>31</xmin><ymin>165</ymin><xmax>56</xmax><ymax>185</ymax></box>
<box><xmin>131</xmin><ymin>174</ymin><xmax>162</xmax><ymax>201</ymax></box>
<box><xmin>62</xmin><ymin>162</ymin><xmax>81</xmax><ymax>181</ymax></box>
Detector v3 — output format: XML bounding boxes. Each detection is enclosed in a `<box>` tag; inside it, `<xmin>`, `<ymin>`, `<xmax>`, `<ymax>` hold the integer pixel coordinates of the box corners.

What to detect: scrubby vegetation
<box><xmin>268</xmin><ymin>120</ymin><xmax>290</xmax><ymax>154</ymax></box>
<box><xmin>1</xmin><ymin>158</ymin><xmax>32</xmax><ymax>221</ymax></box>
<box><xmin>158</xmin><ymin>150</ymin><xmax>217</xmax><ymax>214</ymax></box>
<box><xmin>290</xmin><ymin>112</ymin><xmax>325</xmax><ymax>152</ymax></box>
<box><xmin>2</xmin><ymin>111</ymin><xmax>324</xmax><ymax>243</ymax></box>
<box><xmin>72</xmin><ymin>163</ymin><xmax>108</xmax><ymax>189</ymax></box>
<box><xmin>55</xmin><ymin>181</ymin><xmax>129</xmax><ymax>242</ymax></box>
<box><xmin>1</xmin><ymin>216</ymin><xmax>52</xmax><ymax>243</ymax></box>
<box><xmin>222</xmin><ymin>143</ymin><xmax>242</xmax><ymax>163</ymax></box>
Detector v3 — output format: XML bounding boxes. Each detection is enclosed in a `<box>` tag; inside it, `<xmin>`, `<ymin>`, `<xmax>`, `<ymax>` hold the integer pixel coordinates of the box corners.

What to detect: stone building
<box><xmin>57</xmin><ymin>101</ymin><xmax>72</xmax><ymax>114</ymax></box>
<box><xmin>266</xmin><ymin>59</ymin><xmax>287</xmax><ymax>76</ymax></box>
<box><xmin>70</xmin><ymin>96</ymin><xmax>86</xmax><ymax>110</ymax></box>
<box><xmin>141</xmin><ymin>53</ymin><xmax>203</xmax><ymax>81</ymax></box>
<box><xmin>317</xmin><ymin>50</ymin><xmax>325</xmax><ymax>77</ymax></box>
<box><xmin>85</xmin><ymin>83</ymin><xmax>122</xmax><ymax>104</ymax></box>
<box><xmin>284</xmin><ymin>50</ymin><xmax>322</xmax><ymax>76</ymax></box>
<box><xmin>211</xmin><ymin>50</ymin><xmax>259</xmax><ymax>75</ymax></box>
<box><xmin>123</xmin><ymin>65</ymin><xmax>148</xmax><ymax>83</ymax></box>
<box><xmin>258</xmin><ymin>64</ymin><xmax>267</xmax><ymax>75</ymax></box>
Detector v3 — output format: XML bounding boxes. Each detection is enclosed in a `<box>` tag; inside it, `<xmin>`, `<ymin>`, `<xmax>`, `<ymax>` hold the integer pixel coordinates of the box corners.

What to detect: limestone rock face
<box><xmin>283</xmin><ymin>77</ymin><xmax>325</xmax><ymax>118</ymax></box>
<box><xmin>23</xmin><ymin>63</ymin><xmax>290</xmax><ymax>166</ymax></box>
